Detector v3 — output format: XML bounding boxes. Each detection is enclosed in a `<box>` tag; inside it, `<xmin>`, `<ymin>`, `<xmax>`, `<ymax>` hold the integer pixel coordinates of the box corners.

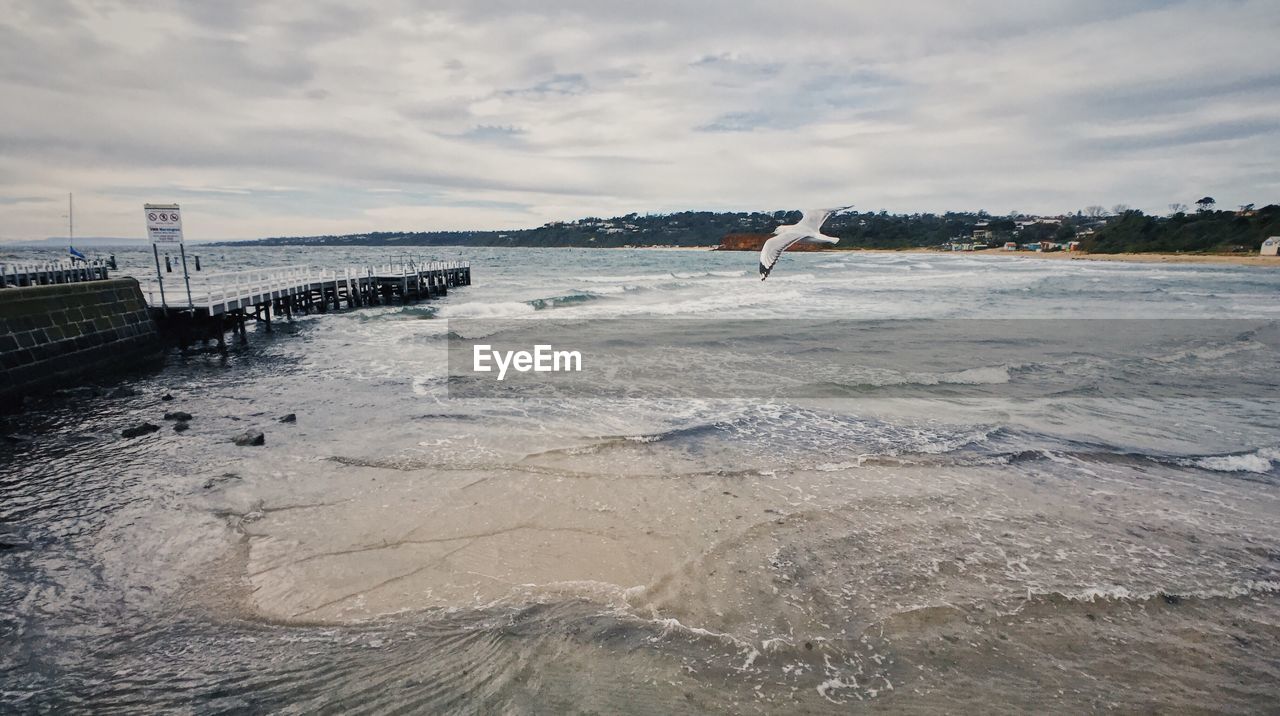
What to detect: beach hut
<box><xmin>1262</xmin><ymin>237</ymin><xmax>1279</xmax><ymax>256</ymax></box>
<box><xmin>1003</xmin><ymin>241</ymin><xmax>1018</xmax><ymax>251</ymax></box>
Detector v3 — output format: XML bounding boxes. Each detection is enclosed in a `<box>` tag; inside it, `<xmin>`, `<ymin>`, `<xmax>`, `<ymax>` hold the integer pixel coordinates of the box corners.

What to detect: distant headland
<box><xmin>212</xmin><ymin>202</ymin><xmax>1279</xmax><ymax>255</ymax></box>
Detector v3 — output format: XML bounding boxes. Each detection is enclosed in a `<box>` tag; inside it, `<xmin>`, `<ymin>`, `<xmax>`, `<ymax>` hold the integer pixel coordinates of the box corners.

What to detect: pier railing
<box><xmin>136</xmin><ymin>261</ymin><xmax>470</xmax><ymax>314</ymax></box>
<box><xmin>1</xmin><ymin>259</ymin><xmax>113</xmax><ymax>287</ymax></box>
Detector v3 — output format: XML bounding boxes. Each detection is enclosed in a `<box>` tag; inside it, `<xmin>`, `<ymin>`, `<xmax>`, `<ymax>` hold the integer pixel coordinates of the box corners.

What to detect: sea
<box><xmin>2</xmin><ymin>245</ymin><xmax>1279</xmax><ymax>713</ymax></box>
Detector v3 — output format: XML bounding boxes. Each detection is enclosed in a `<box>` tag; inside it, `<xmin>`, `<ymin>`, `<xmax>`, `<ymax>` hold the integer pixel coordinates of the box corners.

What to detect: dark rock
<box><xmin>122</xmin><ymin>422</ymin><xmax>160</xmax><ymax>438</ymax></box>
<box><xmin>108</xmin><ymin>386</ymin><xmax>139</xmax><ymax>398</ymax></box>
<box><xmin>279</xmin><ymin>413</ymin><xmax>297</xmax><ymax>423</ymax></box>
<box><xmin>233</xmin><ymin>430</ymin><xmax>265</xmax><ymax>447</ymax></box>
<box><xmin>164</xmin><ymin>411</ymin><xmax>193</xmax><ymax>422</ymax></box>
<box><xmin>161</xmin><ymin>394</ymin><xmax>174</xmax><ymax>401</ymax></box>
<box><xmin>173</xmin><ymin>422</ymin><xmax>190</xmax><ymax>433</ymax></box>
<box><xmin>1160</xmin><ymin>592</ymin><xmax>1182</xmax><ymax>605</ymax></box>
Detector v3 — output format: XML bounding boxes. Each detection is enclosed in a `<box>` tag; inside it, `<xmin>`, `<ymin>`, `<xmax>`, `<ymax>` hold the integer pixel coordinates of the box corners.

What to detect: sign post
<box><xmin>144</xmin><ymin>204</ymin><xmax>192</xmax><ymax>309</ymax></box>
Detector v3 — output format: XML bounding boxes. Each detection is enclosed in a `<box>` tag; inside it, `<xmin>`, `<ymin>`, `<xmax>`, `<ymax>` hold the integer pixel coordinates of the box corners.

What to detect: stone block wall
<box><xmin>0</xmin><ymin>278</ymin><xmax>160</xmax><ymax>405</ymax></box>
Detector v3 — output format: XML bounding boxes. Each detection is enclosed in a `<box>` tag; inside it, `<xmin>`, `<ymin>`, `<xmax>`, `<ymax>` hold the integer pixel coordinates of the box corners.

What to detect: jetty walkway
<box><xmin>141</xmin><ymin>260</ymin><xmax>470</xmax><ymax>349</ymax></box>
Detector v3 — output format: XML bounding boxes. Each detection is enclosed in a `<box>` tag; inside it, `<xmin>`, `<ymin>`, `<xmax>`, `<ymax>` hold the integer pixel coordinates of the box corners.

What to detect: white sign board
<box><xmin>145</xmin><ymin>203</ymin><xmax>184</xmax><ymax>244</ymax></box>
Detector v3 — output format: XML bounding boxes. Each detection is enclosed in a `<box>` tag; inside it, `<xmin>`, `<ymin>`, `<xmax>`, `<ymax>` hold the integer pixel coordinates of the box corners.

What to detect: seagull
<box><xmin>759</xmin><ymin>205</ymin><xmax>853</xmax><ymax>280</ymax></box>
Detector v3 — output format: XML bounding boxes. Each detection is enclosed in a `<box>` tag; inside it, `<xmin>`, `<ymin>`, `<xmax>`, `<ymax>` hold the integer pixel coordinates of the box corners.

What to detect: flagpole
<box><xmin>68</xmin><ymin>193</ymin><xmax>73</xmax><ymax>248</ymax></box>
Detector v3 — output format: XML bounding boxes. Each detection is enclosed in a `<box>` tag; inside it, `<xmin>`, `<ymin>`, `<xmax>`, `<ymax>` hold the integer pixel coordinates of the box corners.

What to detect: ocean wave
<box><xmin>577</xmin><ymin>283</ymin><xmax>638</xmax><ymax>295</ymax></box>
<box><xmin>574</xmin><ymin>273</ymin><xmax>679</xmax><ymax>283</ymax></box>
<box><xmin>524</xmin><ymin>292</ymin><xmax>609</xmax><ymax>310</ymax></box>
<box><xmin>1181</xmin><ymin>447</ymin><xmax>1279</xmax><ymax>474</ymax></box>
<box><xmin>1148</xmin><ymin>338</ymin><xmax>1265</xmax><ymax>364</ymax></box>
<box><xmin>908</xmin><ymin>366</ymin><xmax>1011</xmax><ymax>386</ymax></box>
<box><xmin>1030</xmin><ymin>579</ymin><xmax>1280</xmax><ymax>605</ymax></box>
<box><xmin>435</xmin><ymin>301</ymin><xmax>536</xmax><ymax>318</ymax></box>
<box><xmin>522</xmin><ymin>405</ymin><xmax>1002</xmax><ymax>466</ymax></box>
<box><xmin>575</xmin><ymin>270</ymin><xmax>748</xmax><ymax>284</ymax></box>
<box><xmin>799</xmin><ymin>366</ymin><xmax>1012</xmax><ymax>394</ymax></box>
<box><xmin>672</xmin><ymin>270</ymin><xmax>747</xmax><ymax>279</ymax></box>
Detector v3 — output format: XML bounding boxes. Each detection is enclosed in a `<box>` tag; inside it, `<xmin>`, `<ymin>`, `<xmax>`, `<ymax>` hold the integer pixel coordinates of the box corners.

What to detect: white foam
<box><xmin>1150</xmin><ymin>340</ymin><xmax>1264</xmax><ymax>364</ymax></box>
<box><xmin>1188</xmin><ymin>447</ymin><xmax>1279</xmax><ymax>474</ymax></box>
<box><xmin>435</xmin><ymin>301</ymin><xmax>535</xmax><ymax>318</ymax></box>
<box><xmin>575</xmin><ymin>273</ymin><xmax>675</xmax><ymax>283</ymax></box>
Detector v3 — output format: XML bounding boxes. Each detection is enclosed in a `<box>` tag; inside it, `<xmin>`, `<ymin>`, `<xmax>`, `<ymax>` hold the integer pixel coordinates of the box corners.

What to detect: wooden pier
<box><xmin>141</xmin><ymin>261</ymin><xmax>471</xmax><ymax>351</ymax></box>
<box><xmin>2</xmin><ymin>259</ymin><xmax>114</xmax><ymax>287</ymax></box>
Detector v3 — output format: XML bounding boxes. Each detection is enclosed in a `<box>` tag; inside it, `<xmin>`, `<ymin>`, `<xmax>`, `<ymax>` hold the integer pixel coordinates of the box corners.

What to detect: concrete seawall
<box><xmin>1</xmin><ymin>278</ymin><xmax>160</xmax><ymax>406</ymax></box>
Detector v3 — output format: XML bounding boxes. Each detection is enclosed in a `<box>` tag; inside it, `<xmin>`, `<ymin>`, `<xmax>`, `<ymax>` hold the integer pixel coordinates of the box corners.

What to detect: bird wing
<box><xmin>795</xmin><ymin>208</ymin><xmax>834</xmax><ymax>233</ymax></box>
<box><xmin>759</xmin><ymin>228</ymin><xmax>812</xmax><ymax>280</ymax></box>
<box><xmin>796</xmin><ymin>204</ymin><xmax>856</xmax><ymax>233</ymax></box>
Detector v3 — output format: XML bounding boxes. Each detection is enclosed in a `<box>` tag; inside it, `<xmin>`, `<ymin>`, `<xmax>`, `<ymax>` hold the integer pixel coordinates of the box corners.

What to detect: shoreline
<box><xmin>628</xmin><ymin>245</ymin><xmax>1276</xmax><ymax>265</ymax></box>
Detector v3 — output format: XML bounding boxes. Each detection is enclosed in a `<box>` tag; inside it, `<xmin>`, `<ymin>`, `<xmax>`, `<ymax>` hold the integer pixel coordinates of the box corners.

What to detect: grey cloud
<box><xmin>459</xmin><ymin>125</ymin><xmax>528</xmax><ymax>142</ymax></box>
<box><xmin>697</xmin><ymin>112</ymin><xmax>774</xmax><ymax>133</ymax></box>
<box><xmin>1087</xmin><ymin>117</ymin><xmax>1280</xmax><ymax>153</ymax></box>
<box><xmin>0</xmin><ymin>196</ymin><xmax>55</xmax><ymax>205</ymax></box>
<box><xmin>503</xmin><ymin>73</ymin><xmax>590</xmax><ymax>97</ymax></box>
<box><xmin>0</xmin><ymin>0</ymin><xmax>1277</xmax><ymax>240</ymax></box>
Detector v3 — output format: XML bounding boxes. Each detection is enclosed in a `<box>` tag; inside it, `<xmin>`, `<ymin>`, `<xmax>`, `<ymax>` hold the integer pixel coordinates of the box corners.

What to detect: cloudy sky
<box><xmin>2</xmin><ymin>0</ymin><xmax>1278</xmax><ymax>241</ymax></box>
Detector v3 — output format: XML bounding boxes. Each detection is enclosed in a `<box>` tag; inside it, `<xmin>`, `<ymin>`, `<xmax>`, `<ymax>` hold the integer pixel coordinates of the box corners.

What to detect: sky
<box><xmin>2</xmin><ymin>0</ymin><xmax>1279</xmax><ymax>242</ymax></box>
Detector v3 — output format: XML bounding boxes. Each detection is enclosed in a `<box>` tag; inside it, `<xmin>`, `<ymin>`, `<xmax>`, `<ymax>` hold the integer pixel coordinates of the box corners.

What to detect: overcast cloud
<box><xmin>1</xmin><ymin>0</ymin><xmax>1278</xmax><ymax>240</ymax></box>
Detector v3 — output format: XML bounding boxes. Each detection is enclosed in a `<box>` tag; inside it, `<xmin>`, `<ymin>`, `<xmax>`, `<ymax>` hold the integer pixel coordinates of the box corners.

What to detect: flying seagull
<box><xmin>759</xmin><ymin>205</ymin><xmax>853</xmax><ymax>280</ymax></box>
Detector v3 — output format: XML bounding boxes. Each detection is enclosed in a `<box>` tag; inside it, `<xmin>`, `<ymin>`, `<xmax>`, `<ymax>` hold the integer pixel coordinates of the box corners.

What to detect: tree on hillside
<box><xmin>1168</xmin><ymin>203</ymin><xmax>1188</xmax><ymax>215</ymax></box>
<box><xmin>1111</xmin><ymin>204</ymin><xmax>1130</xmax><ymax>216</ymax></box>
<box><xmin>1021</xmin><ymin>223</ymin><xmax>1058</xmax><ymax>243</ymax></box>
<box><xmin>1085</xmin><ymin>205</ymin><xmax>1107</xmax><ymax>218</ymax></box>
<box><xmin>1195</xmin><ymin>196</ymin><xmax>1216</xmax><ymax>212</ymax></box>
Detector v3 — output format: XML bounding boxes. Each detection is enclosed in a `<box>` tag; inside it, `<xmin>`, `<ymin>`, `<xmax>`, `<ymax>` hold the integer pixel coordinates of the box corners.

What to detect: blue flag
<box><xmin>69</xmin><ymin>245</ymin><xmax>86</xmax><ymax>261</ymax></box>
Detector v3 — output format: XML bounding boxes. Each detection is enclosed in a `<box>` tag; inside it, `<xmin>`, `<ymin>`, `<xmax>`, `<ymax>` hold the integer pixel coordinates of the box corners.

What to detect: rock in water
<box><xmin>173</xmin><ymin>422</ymin><xmax>190</xmax><ymax>433</ymax></box>
<box><xmin>233</xmin><ymin>430</ymin><xmax>265</xmax><ymax>446</ymax></box>
<box><xmin>161</xmin><ymin>394</ymin><xmax>174</xmax><ymax>401</ymax></box>
<box><xmin>122</xmin><ymin>423</ymin><xmax>160</xmax><ymax>438</ymax></box>
<box><xmin>108</xmin><ymin>386</ymin><xmax>139</xmax><ymax>398</ymax></box>
<box><xmin>164</xmin><ymin>411</ymin><xmax>193</xmax><ymax>422</ymax></box>
<box><xmin>279</xmin><ymin>413</ymin><xmax>297</xmax><ymax>423</ymax></box>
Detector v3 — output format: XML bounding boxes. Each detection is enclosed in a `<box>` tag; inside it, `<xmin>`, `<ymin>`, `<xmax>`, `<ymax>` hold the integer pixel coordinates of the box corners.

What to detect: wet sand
<box><xmin>218</xmin><ymin>437</ymin><xmax>1280</xmax><ymax>711</ymax></box>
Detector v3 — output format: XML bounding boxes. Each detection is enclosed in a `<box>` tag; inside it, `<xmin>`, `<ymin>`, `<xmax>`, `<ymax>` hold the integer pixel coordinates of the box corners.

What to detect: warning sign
<box><xmin>145</xmin><ymin>203</ymin><xmax>184</xmax><ymax>244</ymax></box>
